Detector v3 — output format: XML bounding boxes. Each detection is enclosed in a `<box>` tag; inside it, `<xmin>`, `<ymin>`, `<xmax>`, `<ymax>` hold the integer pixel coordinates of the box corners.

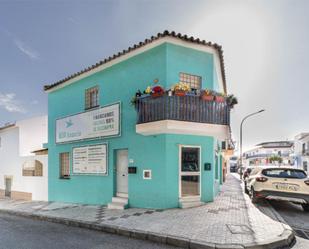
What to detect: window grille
<box><xmin>85</xmin><ymin>86</ymin><xmax>99</xmax><ymax>109</ymax></box>
<box><xmin>60</xmin><ymin>152</ymin><xmax>70</xmax><ymax>178</ymax></box>
<box><xmin>22</xmin><ymin>160</ymin><xmax>43</xmax><ymax>177</ymax></box>
<box><xmin>179</xmin><ymin>72</ymin><xmax>201</xmax><ymax>90</ymax></box>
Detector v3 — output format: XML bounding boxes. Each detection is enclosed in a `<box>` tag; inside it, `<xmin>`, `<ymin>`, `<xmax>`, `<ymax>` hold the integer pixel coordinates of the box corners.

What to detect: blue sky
<box><xmin>0</xmin><ymin>0</ymin><xmax>308</xmax><ymax>151</ymax></box>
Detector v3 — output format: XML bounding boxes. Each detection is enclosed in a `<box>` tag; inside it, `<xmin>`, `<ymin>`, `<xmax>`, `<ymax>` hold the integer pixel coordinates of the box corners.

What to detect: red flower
<box><xmin>152</xmin><ymin>85</ymin><xmax>164</xmax><ymax>93</ymax></box>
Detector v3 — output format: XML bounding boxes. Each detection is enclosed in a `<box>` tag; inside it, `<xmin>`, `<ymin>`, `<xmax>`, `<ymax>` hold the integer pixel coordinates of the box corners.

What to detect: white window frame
<box><xmin>143</xmin><ymin>170</ymin><xmax>152</xmax><ymax>180</ymax></box>
<box><xmin>178</xmin><ymin>145</ymin><xmax>202</xmax><ymax>199</ymax></box>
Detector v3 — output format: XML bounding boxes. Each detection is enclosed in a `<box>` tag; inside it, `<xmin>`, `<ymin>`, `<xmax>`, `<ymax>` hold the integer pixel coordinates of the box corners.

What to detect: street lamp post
<box><xmin>239</xmin><ymin>109</ymin><xmax>265</xmax><ymax>179</ymax></box>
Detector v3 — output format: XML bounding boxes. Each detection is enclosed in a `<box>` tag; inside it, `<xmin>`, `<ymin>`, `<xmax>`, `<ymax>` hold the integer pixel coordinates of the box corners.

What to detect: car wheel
<box><xmin>250</xmin><ymin>188</ymin><xmax>259</xmax><ymax>203</ymax></box>
<box><xmin>244</xmin><ymin>183</ymin><xmax>249</xmax><ymax>195</ymax></box>
<box><xmin>301</xmin><ymin>203</ymin><xmax>309</xmax><ymax>212</ymax></box>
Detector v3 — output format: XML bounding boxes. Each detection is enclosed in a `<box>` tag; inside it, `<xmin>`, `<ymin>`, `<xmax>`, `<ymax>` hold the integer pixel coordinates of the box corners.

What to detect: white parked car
<box><xmin>244</xmin><ymin>166</ymin><xmax>309</xmax><ymax>211</ymax></box>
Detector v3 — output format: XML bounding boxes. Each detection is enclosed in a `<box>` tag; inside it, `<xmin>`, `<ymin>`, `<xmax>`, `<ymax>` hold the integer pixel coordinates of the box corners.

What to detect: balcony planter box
<box><xmin>201</xmin><ymin>95</ymin><xmax>215</xmax><ymax>101</ymax></box>
<box><xmin>186</xmin><ymin>92</ymin><xmax>196</xmax><ymax>96</ymax></box>
<box><xmin>151</xmin><ymin>92</ymin><xmax>164</xmax><ymax>98</ymax></box>
<box><xmin>174</xmin><ymin>90</ymin><xmax>187</xmax><ymax>97</ymax></box>
<box><xmin>215</xmin><ymin>96</ymin><xmax>225</xmax><ymax>103</ymax></box>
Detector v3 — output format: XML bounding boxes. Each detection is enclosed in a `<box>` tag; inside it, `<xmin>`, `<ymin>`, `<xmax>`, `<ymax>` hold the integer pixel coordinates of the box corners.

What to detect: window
<box><xmin>179</xmin><ymin>72</ymin><xmax>201</xmax><ymax>90</ymax></box>
<box><xmin>262</xmin><ymin>168</ymin><xmax>307</xmax><ymax>179</ymax></box>
<box><xmin>22</xmin><ymin>160</ymin><xmax>43</xmax><ymax>176</ymax></box>
<box><xmin>60</xmin><ymin>152</ymin><xmax>70</xmax><ymax>178</ymax></box>
<box><xmin>85</xmin><ymin>86</ymin><xmax>99</xmax><ymax>110</ymax></box>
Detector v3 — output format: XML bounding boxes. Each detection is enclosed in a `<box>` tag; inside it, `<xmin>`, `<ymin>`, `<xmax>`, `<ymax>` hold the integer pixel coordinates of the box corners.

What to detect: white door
<box><xmin>116</xmin><ymin>150</ymin><xmax>128</xmax><ymax>196</ymax></box>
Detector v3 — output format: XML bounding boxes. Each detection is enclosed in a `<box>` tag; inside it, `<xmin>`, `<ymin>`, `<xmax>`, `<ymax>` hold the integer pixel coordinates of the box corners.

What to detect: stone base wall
<box><xmin>11</xmin><ymin>191</ymin><xmax>32</xmax><ymax>201</ymax></box>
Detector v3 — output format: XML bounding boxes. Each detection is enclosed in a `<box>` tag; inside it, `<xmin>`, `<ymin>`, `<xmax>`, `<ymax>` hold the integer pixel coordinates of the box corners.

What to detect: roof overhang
<box><xmin>44</xmin><ymin>31</ymin><xmax>227</xmax><ymax>94</ymax></box>
<box><xmin>0</xmin><ymin>123</ymin><xmax>16</xmax><ymax>132</ymax></box>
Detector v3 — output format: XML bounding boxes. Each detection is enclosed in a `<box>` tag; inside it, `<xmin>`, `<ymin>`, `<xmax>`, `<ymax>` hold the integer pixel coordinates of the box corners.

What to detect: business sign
<box><xmin>73</xmin><ymin>144</ymin><xmax>107</xmax><ymax>174</ymax></box>
<box><xmin>56</xmin><ymin>103</ymin><xmax>120</xmax><ymax>143</ymax></box>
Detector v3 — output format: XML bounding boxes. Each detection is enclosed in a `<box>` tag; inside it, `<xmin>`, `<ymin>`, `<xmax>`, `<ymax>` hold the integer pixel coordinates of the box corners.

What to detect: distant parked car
<box><xmin>230</xmin><ymin>163</ymin><xmax>238</xmax><ymax>172</ymax></box>
<box><xmin>244</xmin><ymin>167</ymin><xmax>309</xmax><ymax>212</ymax></box>
<box><xmin>229</xmin><ymin>156</ymin><xmax>238</xmax><ymax>172</ymax></box>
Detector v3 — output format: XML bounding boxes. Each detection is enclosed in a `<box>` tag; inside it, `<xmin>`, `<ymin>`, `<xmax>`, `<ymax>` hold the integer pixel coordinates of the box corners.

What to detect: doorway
<box><xmin>179</xmin><ymin>146</ymin><xmax>201</xmax><ymax>198</ymax></box>
<box><xmin>5</xmin><ymin>177</ymin><xmax>12</xmax><ymax>198</ymax></box>
<box><xmin>116</xmin><ymin>149</ymin><xmax>128</xmax><ymax>197</ymax></box>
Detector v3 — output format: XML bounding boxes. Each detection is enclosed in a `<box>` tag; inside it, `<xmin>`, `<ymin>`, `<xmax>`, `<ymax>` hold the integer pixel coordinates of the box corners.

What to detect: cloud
<box><xmin>0</xmin><ymin>92</ymin><xmax>26</xmax><ymax>113</ymax></box>
<box><xmin>14</xmin><ymin>39</ymin><xmax>39</xmax><ymax>60</ymax></box>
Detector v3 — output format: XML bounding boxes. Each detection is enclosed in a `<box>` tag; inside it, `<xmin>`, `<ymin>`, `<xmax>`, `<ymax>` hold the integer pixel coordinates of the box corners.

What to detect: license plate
<box><xmin>272</xmin><ymin>183</ymin><xmax>300</xmax><ymax>191</ymax></box>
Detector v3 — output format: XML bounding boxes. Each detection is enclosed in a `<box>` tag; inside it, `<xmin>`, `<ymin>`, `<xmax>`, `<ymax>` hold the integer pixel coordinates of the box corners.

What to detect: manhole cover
<box><xmin>227</xmin><ymin>224</ymin><xmax>253</xmax><ymax>234</ymax></box>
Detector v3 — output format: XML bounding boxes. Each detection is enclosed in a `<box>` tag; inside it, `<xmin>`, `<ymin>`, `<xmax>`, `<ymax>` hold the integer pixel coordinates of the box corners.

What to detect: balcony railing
<box><xmin>135</xmin><ymin>94</ymin><xmax>230</xmax><ymax>125</ymax></box>
<box><xmin>245</xmin><ymin>153</ymin><xmax>291</xmax><ymax>159</ymax></box>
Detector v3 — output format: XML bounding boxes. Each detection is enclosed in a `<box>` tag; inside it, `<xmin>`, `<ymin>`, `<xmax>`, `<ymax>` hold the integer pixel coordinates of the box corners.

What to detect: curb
<box><xmin>0</xmin><ymin>208</ymin><xmax>295</xmax><ymax>249</ymax></box>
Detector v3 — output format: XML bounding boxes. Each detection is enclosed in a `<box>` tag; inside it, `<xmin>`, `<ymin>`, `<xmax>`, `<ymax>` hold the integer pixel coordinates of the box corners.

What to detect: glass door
<box><xmin>180</xmin><ymin>146</ymin><xmax>201</xmax><ymax>197</ymax></box>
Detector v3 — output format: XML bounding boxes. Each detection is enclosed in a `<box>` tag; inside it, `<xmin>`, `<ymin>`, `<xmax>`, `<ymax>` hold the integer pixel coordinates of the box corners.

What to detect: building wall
<box><xmin>47</xmin><ymin>42</ymin><xmax>222</xmax><ymax>208</ymax></box>
<box><xmin>166</xmin><ymin>43</ymin><xmax>214</xmax><ymax>90</ymax></box>
<box><xmin>0</xmin><ymin>120</ymin><xmax>48</xmax><ymax>201</ymax></box>
<box><xmin>17</xmin><ymin>116</ymin><xmax>48</xmax><ymax>156</ymax></box>
<box><xmin>294</xmin><ymin>134</ymin><xmax>309</xmax><ymax>173</ymax></box>
<box><xmin>0</xmin><ymin>127</ymin><xmax>20</xmax><ymax>196</ymax></box>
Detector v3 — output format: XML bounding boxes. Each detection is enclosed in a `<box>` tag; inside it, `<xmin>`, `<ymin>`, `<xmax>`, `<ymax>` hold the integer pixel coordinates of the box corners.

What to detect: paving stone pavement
<box><xmin>0</xmin><ymin>174</ymin><xmax>294</xmax><ymax>248</ymax></box>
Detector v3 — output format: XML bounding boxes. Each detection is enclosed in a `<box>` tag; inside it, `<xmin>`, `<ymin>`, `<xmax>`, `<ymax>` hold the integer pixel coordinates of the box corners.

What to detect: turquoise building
<box><xmin>44</xmin><ymin>31</ymin><xmax>231</xmax><ymax>209</ymax></box>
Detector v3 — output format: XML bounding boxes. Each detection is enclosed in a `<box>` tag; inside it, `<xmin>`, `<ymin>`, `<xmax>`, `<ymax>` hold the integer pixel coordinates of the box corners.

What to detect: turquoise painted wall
<box><xmin>166</xmin><ymin>43</ymin><xmax>213</xmax><ymax>90</ymax></box>
<box><xmin>47</xmin><ymin>42</ymin><xmax>221</xmax><ymax>208</ymax></box>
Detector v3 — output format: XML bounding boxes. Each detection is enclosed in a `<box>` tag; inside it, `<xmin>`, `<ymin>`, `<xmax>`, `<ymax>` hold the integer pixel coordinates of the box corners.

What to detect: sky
<box><xmin>0</xmin><ymin>0</ymin><xmax>308</xmax><ymax>152</ymax></box>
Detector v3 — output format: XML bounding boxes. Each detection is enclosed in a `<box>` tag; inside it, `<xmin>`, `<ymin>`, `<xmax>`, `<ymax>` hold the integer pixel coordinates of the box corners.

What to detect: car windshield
<box><xmin>230</xmin><ymin>157</ymin><xmax>237</xmax><ymax>160</ymax></box>
<box><xmin>262</xmin><ymin>169</ymin><xmax>307</xmax><ymax>179</ymax></box>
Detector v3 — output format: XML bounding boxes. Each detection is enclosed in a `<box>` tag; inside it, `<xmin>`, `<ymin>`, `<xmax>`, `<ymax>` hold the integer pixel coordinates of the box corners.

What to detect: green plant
<box><xmin>269</xmin><ymin>155</ymin><xmax>282</xmax><ymax>163</ymax></box>
<box><xmin>130</xmin><ymin>96</ymin><xmax>137</xmax><ymax>106</ymax></box>
<box><xmin>227</xmin><ymin>94</ymin><xmax>238</xmax><ymax>108</ymax></box>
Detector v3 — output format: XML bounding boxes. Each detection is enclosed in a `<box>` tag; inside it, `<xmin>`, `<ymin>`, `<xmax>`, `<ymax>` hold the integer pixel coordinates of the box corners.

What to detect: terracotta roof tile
<box><xmin>44</xmin><ymin>30</ymin><xmax>227</xmax><ymax>92</ymax></box>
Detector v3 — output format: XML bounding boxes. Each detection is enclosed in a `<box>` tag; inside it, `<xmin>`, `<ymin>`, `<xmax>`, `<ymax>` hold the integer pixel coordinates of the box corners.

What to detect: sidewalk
<box><xmin>0</xmin><ymin>175</ymin><xmax>294</xmax><ymax>249</ymax></box>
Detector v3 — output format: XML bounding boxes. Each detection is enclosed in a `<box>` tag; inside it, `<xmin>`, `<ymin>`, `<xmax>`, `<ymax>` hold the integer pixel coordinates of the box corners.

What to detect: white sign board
<box><xmin>56</xmin><ymin>103</ymin><xmax>120</xmax><ymax>143</ymax></box>
<box><xmin>73</xmin><ymin>144</ymin><xmax>107</xmax><ymax>174</ymax></box>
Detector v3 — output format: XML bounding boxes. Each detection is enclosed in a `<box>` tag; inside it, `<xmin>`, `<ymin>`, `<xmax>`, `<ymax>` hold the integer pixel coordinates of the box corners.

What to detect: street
<box><xmin>0</xmin><ymin>212</ymin><xmax>178</xmax><ymax>249</ymax></box>
<box><xmin>269</xmin><ymin>200</ymin><xmax>309</xmax><ymax>249</ymax></box>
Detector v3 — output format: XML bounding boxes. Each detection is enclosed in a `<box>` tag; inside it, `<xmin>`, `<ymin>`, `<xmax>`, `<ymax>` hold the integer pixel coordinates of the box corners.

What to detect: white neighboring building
<box><xmin>294</xmin><ymin>133</ymin><xmax>309</xmax><ymax>174</ymax></box>
<box><xmin>243</xmin><ymin>141</ymin><xmax>294</xmax><ymax>167</ymax></box>
<box><xmin>0</xmin><ymin>116</ymin><xmax>48</xmax><ymax>201</ymax></box>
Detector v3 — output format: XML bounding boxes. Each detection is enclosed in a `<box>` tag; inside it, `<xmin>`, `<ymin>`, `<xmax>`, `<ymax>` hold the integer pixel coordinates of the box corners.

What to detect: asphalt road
<box><xmin>269</xmin><ymin>200</ymin><xmax>309</xmax><ymax>249</ymax></box>
<box><xmin>0</xmin><ymin>212</ymin><xmax>178</xmax><ymax>249</ymax></box>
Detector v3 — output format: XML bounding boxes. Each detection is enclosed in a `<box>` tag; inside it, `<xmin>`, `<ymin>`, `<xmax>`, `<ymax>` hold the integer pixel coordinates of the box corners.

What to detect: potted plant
<box><xmin>215</xmin><ymin>92</ymin><xmax>226</xmax><ymax>103</ymax></box>
<box><xmin>172</xmin><ymin>82</ymin><xmax>190</xmax><ymax>96</ymax></box>
<box><xmin>201</xmin><ymin>89</ymin><xmax>215</xmax><ymax>101</ymax></box>
<box><xmin>226</xmin><ymin>94</ymin><xmax>238</xmax><ymax>108</ymax></box>
<box><xmin>143</xmin><ymin>86</ymin><xmax>152</xmax><ymax>95</ymax></box>
<box><xmin>130</xmin><ymin>90</ymin><xmax>143</xmax><ymax>106</ymax></box>
<box><xmin>151</xmin><ymin>85</ymin><xmax>165</xmax><ymax>98</ymax></box>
